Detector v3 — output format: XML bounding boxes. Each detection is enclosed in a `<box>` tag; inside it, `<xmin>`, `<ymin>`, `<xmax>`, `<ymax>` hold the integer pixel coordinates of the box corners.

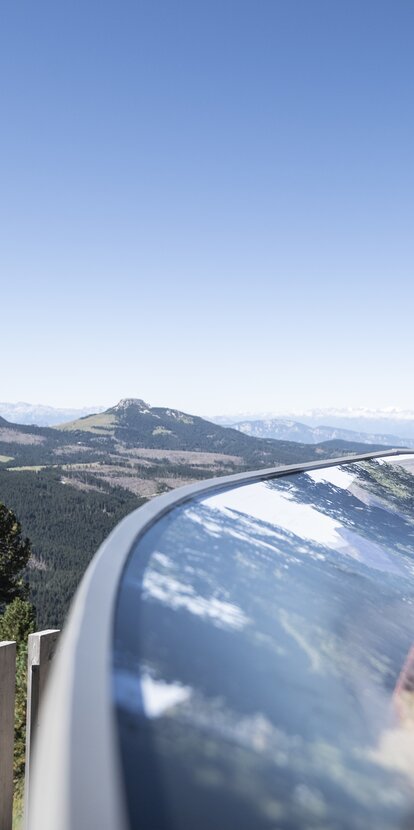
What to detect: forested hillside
<box><xmin>0</xmin><ymin>469</ymin><xmax>143</xmax><ymax>627</ymax></box>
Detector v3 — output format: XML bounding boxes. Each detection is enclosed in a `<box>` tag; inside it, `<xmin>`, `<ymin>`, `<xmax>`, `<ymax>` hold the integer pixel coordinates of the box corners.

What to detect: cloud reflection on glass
<box><xmin>114</xmin><ymin>456</ymin><xmax>414</xmax><ymax>829</ymax></box>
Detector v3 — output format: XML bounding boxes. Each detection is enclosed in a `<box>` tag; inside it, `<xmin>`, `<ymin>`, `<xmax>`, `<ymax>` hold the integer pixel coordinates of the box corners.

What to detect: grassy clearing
<box><xmin>8</xmin><ymin>466</ymin><xmax>47</xmax><ymax>472</ymax></box>
<box><xmin>0</xmin><ymin>454</ymin><xmax>14</xmax><ymax>462</ymax></box>
<box><xmin>152</xmin><ymin>426</ymin><xmax>173</xmax><ymax>436</ymax></box>
<box><xmin>58</xmin><ymin>413</ymin><xmax>116</xmax><ymax>434</ymax></box>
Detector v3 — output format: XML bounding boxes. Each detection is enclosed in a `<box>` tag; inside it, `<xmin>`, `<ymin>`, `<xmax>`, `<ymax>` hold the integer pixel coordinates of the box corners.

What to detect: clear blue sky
<box><xmin>1</xmin><ymin>1</ymin><xmax>413</xmax><ymax>415</ymax></box>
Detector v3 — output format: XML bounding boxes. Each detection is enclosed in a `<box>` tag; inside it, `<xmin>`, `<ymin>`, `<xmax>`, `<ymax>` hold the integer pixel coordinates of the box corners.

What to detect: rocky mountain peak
<box><xmin>112</xmin><ymin>398</ymin><xmax>151</xmax><ymax>412</ymax></box>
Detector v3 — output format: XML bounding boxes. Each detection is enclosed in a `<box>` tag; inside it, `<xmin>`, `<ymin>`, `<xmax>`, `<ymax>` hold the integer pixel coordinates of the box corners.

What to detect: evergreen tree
<box><xmin>0</xmin><ymin>503</ymin><xmax>31</xmax><ymax>608</ymax></box>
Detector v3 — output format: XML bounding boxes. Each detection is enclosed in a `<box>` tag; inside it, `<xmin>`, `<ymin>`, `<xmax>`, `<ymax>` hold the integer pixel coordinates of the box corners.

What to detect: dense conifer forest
<box><xmin>0</xmin><ymin>469</ymin><xmax>144</xmax><ymax>627</ymax></box>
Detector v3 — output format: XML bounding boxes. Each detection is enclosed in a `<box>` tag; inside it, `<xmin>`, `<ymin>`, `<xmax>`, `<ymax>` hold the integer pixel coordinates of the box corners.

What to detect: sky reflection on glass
<box><xmin>113</xmin><ymin>456</ymin><xmax>414</xmax><ymax>829</ymax></box>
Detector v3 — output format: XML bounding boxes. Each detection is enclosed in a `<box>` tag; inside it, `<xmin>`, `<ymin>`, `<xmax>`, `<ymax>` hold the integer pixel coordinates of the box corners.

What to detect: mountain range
<box><xmin>0</xmin><ymin>402</ymin><xmax>414</xmax><ymax>446</ymax></box>
<box><xmin>2</xmin><ymin>400</ymin><xmax>414</xmax><ymax>445</ymax></box>
<box><xmin>212</xmin><ymin>409</ymin><xmax>414</xmax><ymax>441</ymax></box>
<box><xmin>0</xmin><ymin>401</ymin><xmax>105</xmax><ymax>426</ymax></box>
<box><xmin>0</xmin><ymin>398</ymin><xmax>392</xmax><ymax>483</ymax></box>
<box><xmin>231</xmin><ymin>418</ymin><xmax>414</xmax><ymax>448</ymax></box>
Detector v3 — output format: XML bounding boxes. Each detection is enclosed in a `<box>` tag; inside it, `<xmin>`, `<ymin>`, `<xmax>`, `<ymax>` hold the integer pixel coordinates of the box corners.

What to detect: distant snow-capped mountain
<box><xmin>0</xmin><ymin>402</ymin><xmax>105</xmax><ymax>426</ymax></box>
<box><xmin>211</xmin><ymin>408</ymin><xmax>414</xmax><ymax>441</ymax></box>
<box><xmin>288</xmin><ymin>411</ymin><xmax>414</xmax><ymax>440</ymax></box>
<box><xmin>230</xmin><ymin>418</ymin><xmax>414</xmax><ymax>448</ymax></box>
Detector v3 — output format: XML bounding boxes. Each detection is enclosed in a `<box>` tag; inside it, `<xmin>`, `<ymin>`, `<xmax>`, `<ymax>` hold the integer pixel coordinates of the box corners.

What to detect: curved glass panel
<box><xmin>113</xmin><ymin>455</ymin><xmax>414</xmax><ymax>829</ymax></box>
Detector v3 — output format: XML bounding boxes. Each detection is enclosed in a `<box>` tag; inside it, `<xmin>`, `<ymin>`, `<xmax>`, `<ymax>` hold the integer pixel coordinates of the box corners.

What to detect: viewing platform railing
<box><xmin>2</xmin><ymin>448</ymin><xmax>414</xmax><ymax>830</ymax></box>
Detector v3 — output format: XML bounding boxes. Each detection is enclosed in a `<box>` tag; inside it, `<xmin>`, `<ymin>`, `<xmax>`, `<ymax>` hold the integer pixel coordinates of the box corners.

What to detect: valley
<box><xmin>0</xmin><ymin>399</ymin><xmax>392</xmax><ymax>629</ymax></box>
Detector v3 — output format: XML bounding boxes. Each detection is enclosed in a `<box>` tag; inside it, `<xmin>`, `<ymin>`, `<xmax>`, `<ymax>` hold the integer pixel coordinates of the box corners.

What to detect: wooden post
<box><xmin>24</xmin><ymin>630</ymin><xmax>60</xmax><ymax>826</ymax></box>
<box><xmin>0</xmin><ymin>641</ymin><xmax>16</xmax><ymax>830</ymax></box>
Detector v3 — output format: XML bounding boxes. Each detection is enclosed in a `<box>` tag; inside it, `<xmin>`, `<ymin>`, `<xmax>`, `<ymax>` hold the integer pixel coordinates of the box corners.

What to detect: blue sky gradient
<box><xmin>1</xmin><ymin>1</ymin><xmax>413</xmax><ymax>414</ymax></box>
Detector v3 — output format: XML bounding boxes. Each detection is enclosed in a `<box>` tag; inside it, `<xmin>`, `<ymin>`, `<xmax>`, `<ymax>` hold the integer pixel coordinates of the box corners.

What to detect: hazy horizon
<box><xmin>3</xmin><ymin>397</ymin><xmax>414</xmax><ymax>424</ymax></box>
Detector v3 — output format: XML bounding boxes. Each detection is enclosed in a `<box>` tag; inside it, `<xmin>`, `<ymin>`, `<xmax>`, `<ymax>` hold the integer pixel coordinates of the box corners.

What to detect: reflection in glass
<box><xmin>114</xmin><ymin>456</ymin><xmax>414</xmax><ymax>829</ymax></box>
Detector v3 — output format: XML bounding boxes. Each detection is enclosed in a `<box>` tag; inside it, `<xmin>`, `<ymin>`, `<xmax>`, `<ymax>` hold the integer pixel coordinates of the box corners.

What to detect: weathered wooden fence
<box><xmin>0</xmin><ymin>630</ymin><xmax>60</xmax><ymax>830</ymax></box>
